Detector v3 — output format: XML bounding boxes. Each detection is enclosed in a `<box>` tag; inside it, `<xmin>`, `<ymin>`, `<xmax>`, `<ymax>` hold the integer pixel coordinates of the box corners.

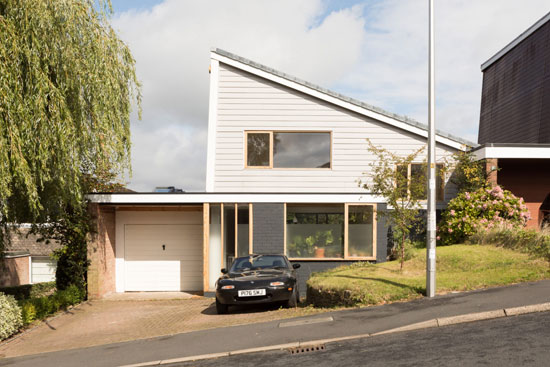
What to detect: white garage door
<box><xmin>31</xmin><ymin>257</ymin><xmax>57</xmax><ymax>283</ymax></box>
<box><xmin>124</xmin><ymin>224</ymin><xmax>203</xmax><ymax>291</ymax></box>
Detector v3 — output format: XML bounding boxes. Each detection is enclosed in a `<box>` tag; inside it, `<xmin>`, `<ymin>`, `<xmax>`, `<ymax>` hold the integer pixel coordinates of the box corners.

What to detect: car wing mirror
<box><xmin>292</xmin><ymin>264</ymin><xmax>301</xmax><ymax>269</ymax></box>
<box><xmin>221</xmin><ymin>268</ymin><xmax>228</xmax><ymax>274</ymax></box>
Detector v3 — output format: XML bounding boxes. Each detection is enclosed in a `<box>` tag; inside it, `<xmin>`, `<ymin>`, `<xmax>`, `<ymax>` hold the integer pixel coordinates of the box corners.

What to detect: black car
<box><xmin>215</xmin><ymin>254</ymin><xmax>301</xmax><ymax>314</ymax></box>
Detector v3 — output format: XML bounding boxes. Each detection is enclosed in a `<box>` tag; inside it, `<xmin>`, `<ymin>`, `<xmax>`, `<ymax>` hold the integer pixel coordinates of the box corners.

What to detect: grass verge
<box><xmin>307</xmin><ymin>244</ymin><xmax>550</xmax><ymax>307</ymax></box>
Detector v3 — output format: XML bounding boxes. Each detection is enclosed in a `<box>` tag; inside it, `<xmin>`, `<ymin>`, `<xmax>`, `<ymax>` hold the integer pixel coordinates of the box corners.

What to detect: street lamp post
<box><xmin>426</xmin><ymin>0</ymin><xmax>437</xmax><ymax>298</ymax></box>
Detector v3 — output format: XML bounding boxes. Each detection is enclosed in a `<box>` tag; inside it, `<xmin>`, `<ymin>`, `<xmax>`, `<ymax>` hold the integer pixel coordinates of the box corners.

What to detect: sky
<box><xmin>109</xmin><ymin>0</ymin><xmax>550</xmax><ymax>192</ymax></box>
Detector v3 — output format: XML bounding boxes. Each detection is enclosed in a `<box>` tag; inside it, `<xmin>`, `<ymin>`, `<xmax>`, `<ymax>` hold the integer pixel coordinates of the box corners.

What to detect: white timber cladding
<box><xmin>115</xmin><ymin>211</ymin><xmax>203</xmax><ymax>292</ymax></box>
<box><xmin>213</xmin><ymin>62</ymin><xmax>459</xmax><ymax>199</ymax></box>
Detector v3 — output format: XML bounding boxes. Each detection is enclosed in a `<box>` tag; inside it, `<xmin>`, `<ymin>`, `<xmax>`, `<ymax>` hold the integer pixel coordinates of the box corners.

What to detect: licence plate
<box><xmin>238</xmin><ymin>289</ymin><xmax>266</xmax><ymax>297</ymax></box>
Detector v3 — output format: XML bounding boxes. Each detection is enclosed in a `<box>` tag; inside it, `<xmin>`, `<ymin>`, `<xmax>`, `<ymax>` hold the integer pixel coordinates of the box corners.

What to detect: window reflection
<box><xmin>273</xmin><ymin>132</ymin><xmax>330</xmax><ymax>168</ymax></box>
<box><xmin>246</xmin><ymin>133</ymin><xmax>270</xmax><ymax>167</ymax></box>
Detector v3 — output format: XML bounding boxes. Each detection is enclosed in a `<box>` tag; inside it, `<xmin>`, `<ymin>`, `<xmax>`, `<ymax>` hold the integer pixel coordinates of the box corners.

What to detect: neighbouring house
<box><xmin>474</xmin><ymin>11</ymin><xmax>550</xmax><ymax>228</ymax></box>
<box><xmin>86</xmin><ymin>48</ymin><xmax>474</xmax><ymax>299</ymax></box>
<box><xmin>0</xmin><ymin>227</ymin><xmax>60</xmax><ymax>287</ymax></box>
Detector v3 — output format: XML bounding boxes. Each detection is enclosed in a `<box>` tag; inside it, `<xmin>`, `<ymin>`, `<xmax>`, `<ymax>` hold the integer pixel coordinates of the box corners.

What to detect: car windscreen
<box><xmin>230</xmin><ymin>255</ymin><xmax>289</xmax><ymax>272</ymax></box>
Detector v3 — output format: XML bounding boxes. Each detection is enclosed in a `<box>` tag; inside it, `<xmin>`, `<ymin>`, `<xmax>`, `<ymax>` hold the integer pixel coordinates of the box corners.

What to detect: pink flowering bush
<box><xmin>438</xmin><ymin>185</ymin><xmax>530</xmax><ymax>245</ymax></box>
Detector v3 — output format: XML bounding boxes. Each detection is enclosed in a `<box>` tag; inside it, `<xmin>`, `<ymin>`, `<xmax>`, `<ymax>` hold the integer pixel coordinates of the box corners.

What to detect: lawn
<box><xmin>307</xmin><ymin>244</ymin><xmax>550</xmax><ymax>307</ymax></box>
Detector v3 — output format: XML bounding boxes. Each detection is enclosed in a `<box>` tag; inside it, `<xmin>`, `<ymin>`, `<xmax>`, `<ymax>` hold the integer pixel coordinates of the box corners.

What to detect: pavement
<box><xmin>1</xmin><ymin>279</ymin><xmax>550</xmax><ymax>367</ymax></box>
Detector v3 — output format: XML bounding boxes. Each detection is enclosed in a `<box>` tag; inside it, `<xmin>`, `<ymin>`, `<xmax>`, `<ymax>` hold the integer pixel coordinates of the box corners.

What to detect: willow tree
<box><xmin>0</xmin><ymin>0</ymin><xmax>141</xmax><ymax>252</ymax></box>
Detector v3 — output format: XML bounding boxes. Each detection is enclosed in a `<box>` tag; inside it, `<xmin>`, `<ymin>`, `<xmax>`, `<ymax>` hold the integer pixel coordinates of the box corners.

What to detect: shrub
<box><xmin>0</xmin><ymin>292</ymin><xmax>23</xmax><ymax>340</ymax></box>
<box><xmin>0</xmin><ymin>281</ymin><xmax>56</xmax><ymax>301</ymax></box>
<box><xmin>470</xmin><ymin>224</ymin><xmax>550</xmax><ymax>266</ymax></box>
<box><xmin>448</xmin><ymin>151</ymin><xmax>488</xmax><ymax>194</ymax></box>
<box><xmin>19</xmin><ymin>285</ymin><xmax>85</xmax><ymax>326</ymax></box>
<box><xmin>438</xmin><ymin>186</ymin><xmax>530</xmax><ymax>245</ymax></box>
<box><xmin>37</xmin><ymin>207</ymin><xmax>90</xmax><ymax>293</ymax></box>
<box><xmin>21</xmin><ymin>302</ymin><xmax>37</xmax><ymax>325</ymax></box>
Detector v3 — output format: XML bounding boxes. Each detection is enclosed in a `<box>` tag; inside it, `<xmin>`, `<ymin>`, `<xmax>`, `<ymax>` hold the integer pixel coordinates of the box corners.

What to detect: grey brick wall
<box><xmin>252</xmin><ymin>203</ymin><xmax>284</xmax><ymax>254</ymax></box>
<box><xmin>376</xmin><ymin>203</ymin><xmax>388</xmax><ymax>262</ymax></box>
<box><xmin>290</xmin><ymin>261</ymin><xmax>353</xmax><ymax>297</ymax></box>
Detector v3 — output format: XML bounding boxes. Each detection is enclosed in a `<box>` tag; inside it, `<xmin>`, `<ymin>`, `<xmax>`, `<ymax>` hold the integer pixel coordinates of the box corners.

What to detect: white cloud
<box><xmin>342</xmin><ymin>0</ymin><xmax>550</xmax><ymax>141</ymax></box>
<box><xmin>113</xmin><ymin>0</ymin><xmax>550</xmax><ymax>191</ymax></box>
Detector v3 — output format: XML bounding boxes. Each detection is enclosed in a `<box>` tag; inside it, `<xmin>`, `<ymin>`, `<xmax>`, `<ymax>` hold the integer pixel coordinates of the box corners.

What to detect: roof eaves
<box><xmin>211</xmin><ymin>48</ymin><xmax>477</xmax><ymax>148</ymax></box>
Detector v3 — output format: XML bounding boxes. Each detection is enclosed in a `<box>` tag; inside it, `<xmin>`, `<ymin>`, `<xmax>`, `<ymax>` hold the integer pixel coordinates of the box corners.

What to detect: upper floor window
<box><xmin>245</xmin><ymin>131</ymin><xmax>331</xmax><ymax>169</ymax></box>
<box><xmin>396</xmin><ymin>163</ymin><xmax>445</xmax><ymax>202</ymax></box>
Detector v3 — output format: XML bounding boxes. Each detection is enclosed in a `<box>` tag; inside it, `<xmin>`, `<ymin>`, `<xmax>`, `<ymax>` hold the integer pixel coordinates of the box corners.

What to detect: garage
<box><xmin>116</xmin><ymin>209</ymin><xmax>204</xmax><ymax>293</ymax></box>
<box><xmin>31</xmin><ymin>257</ymin><xmax>57</xmax><ymax>284</ymax></box>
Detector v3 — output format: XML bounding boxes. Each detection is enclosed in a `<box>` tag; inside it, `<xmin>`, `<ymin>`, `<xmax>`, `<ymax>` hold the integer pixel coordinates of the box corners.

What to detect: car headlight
<box><xmin>221</xmin><ymin>285</ymin><xmax>235</xmax><ymax>290</ymax></box>
<box><xmin>270</xmin><ymin>281</ymin><xmax>285</xmax><ymax>286</ymax></box>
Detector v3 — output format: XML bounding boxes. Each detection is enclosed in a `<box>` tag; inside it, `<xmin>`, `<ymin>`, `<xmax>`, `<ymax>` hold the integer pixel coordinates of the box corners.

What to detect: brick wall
<box><xmin>376</xmin><ymin>203</ymin><xmax>389</xmax><ymax>262</ymax></box>
<box><xmin>252</xmin><ymin>203</ymin><xmax>284</xmax><ymax>254</ymax></box>
<box><xmin>290</xmin><ymin>261</ymin><xmax>354</xmax><ymax>297</ymax></box>
<box><xmin>87</xmin><ymin>204</ymin><xmax>116</xmax><ymax>299</ymax></box>
<box><xmin>0</xmin><ymin>255</ymin><xmax>30</xmax><ymax>287</ymax></box>
<box><xmin>486</xmin><ymin>158</ymin><xmax>498</xmax><ymax>187</ymax></box>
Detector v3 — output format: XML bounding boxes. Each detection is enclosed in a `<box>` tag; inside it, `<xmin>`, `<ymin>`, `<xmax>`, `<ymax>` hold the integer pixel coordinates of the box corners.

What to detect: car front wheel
<box><xmin>286</xmin><ymin>288</ymin><xmax>298</xmax><ymax>308</ymax></box>
<box><xmin>216</xmin><ymin>298</ymin><xmax>229</xmax><ymax>314</ymax></box>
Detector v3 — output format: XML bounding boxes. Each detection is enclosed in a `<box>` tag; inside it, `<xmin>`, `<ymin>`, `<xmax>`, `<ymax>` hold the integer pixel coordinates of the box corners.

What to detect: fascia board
<box><xmin>205</xmin><ymin>59</ymin><xmax>219</xmax><ymax>192</ymax></box>
<box><xmin>475</xmin><ymin>146</ymin><xmax>550</xmax><ymax>159</ymax></box>
<box><xmin>87</xmin><ymin>193</ymin><xmax>387</xmax><ymax>204</ymax></box>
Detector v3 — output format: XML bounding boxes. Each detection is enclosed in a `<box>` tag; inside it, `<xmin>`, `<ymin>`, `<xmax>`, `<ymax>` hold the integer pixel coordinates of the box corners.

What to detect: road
<box><xmin>170</xmin><ymin>311</ymin><xmax>550</xmax><ymax>367</ymax></box>
<box><xmin>2</xmin><ymin>281</ymin><xmax>549</xmax><ymax>367</ymax></box>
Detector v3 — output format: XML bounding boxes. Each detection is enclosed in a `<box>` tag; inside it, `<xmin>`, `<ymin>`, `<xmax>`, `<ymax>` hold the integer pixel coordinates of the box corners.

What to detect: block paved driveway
<box><xmin>0</xmin><ymin>296</ymin><xmax>323</xmax><ymax>359</ymax></box>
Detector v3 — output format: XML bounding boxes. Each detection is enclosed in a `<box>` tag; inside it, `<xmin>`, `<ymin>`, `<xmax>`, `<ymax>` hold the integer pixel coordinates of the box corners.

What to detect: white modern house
<box><xmin>87</xmin><ymin>49</ymin><xmax>472</xmax><ymax>299</ymax></box>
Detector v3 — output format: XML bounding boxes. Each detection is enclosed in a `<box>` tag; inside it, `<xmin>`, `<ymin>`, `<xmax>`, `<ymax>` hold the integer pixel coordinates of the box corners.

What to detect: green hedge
<box><xmin>19</xmin><ymin>285</ymin><xmax>85</xmax><ymax>325</ymax></box>
<box><xmin>0</xmin><ymin>281</ymin><xmax>56</xmax><ymax>301</ymax></box>
<box><xmin>0</xmin><ymin>292</ymin><xmax>23</xmax><ymax>340</ymax></box>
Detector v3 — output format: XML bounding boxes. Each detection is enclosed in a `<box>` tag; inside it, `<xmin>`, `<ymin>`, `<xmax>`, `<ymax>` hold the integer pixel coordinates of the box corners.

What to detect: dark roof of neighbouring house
<box><xmin>212</xmin><ymin>48</ymin><xmax>477</xmax><ymax>148</ymax></box>
<box><xmin>4</xmin><ymin>227</ymin><xmax>61</xmax><ymax>257</ymax></box>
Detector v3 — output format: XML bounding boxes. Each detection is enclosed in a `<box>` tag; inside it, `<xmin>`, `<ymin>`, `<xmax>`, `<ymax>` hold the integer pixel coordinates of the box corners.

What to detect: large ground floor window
<box><xmin>285</xmin><ymin>203</ymin><xmax>376</xmax><ymax>260</ymax></box>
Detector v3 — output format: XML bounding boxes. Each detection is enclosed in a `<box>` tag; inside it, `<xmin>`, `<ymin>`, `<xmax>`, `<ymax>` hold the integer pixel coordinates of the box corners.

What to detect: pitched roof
<box><xmin>4</xmin><ymin>228</ymin><xmax>61</xmax><ymax>257</ymax></box>
<box><xmin>211</xmin><ymin>48</ymin><xmax>476</xmax><ymax>150</ymax></box>
<box><xmin>481</xmin><ymin>11</ymin><xmax>550</xmax><ymax>71</ymax></box>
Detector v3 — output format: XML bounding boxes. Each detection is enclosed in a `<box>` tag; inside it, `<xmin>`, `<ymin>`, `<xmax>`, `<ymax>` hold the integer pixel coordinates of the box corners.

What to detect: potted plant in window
<box><xmin>314</xmin><ymin>230</ymin><xmax>333</xmax><ymax>258</ymax></box>
<box><xmin>288</xmin><ymin>234</ymin><xmax>316</xmax><ymax>257</ymax></box>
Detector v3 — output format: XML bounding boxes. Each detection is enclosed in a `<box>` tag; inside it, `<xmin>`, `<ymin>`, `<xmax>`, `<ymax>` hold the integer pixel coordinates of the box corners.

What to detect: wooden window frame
<box><xmin>283</xmin><ymin>203</ymin><xmax>377</xmax><ymax>261</ymax></box>
<box><xmin>244</xmin><ymin>130</ymin><xmax>332</xmax><ymax>170</ymax></box>
<box><xmin>218</xmin><ymin>203</ymin><xmax>253</xmax><ymax>270</ymax></box>
<box><xmin>234</xmin><ymin>203</ymin><xmax>254</xmax><ymax>257</ymax></box>
<box><xmin>345</xmin><ymin>203</ymin><xmax>377</xmax><ymax>260</ymax></box>
<box><xmin>244</xmin><ymin>131</ymin><xmax>273</xmax><ymax>169</ymax></box>
<box><xmin>395</xmin><ymin>163</ymin><xmax>446</xmax><ymax>203</ymax></box>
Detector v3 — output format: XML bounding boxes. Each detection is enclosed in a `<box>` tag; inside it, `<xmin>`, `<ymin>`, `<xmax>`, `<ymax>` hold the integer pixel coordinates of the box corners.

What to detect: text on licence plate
<box><xmin>238</xmin><ymin>289</ymin><xmax>266</xmax><ymax>297</ymax></box>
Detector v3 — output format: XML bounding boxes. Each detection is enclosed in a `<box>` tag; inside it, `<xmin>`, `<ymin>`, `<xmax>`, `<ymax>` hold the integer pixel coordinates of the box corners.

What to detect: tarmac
<box><xmin>1</xmin><ymin>279</ymin><xmax>549</xmax><ymax>367</ymax></box>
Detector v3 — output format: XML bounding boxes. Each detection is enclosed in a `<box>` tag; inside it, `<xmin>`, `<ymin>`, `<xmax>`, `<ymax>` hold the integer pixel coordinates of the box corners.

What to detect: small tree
<box><xmin>447</xmin><ymin>151</ymin><xmax>487</xmax><ymax>193</ymax></box>
<box><xmin>359</xmin><ymin>140</ymin><xmax>426</xmax><ymax>269</ymax></box>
